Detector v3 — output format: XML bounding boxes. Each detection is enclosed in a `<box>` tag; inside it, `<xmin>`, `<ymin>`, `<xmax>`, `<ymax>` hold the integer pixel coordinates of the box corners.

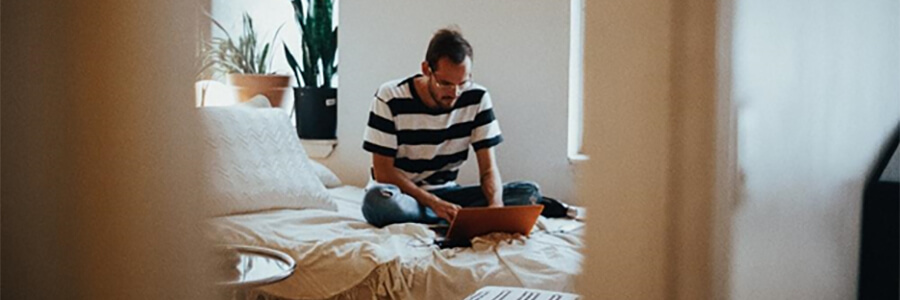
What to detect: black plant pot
<box><xmin>295</xmin><ymin>87</ymin><xmax>337</xmax><ymax>140</ymax></box>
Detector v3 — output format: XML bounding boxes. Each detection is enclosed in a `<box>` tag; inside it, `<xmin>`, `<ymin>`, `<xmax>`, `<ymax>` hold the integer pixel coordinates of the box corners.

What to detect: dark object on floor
<box><xmin>857</xmin><ymin>124</ymin><xmax>899</xmax><ymax>300</ymax></box>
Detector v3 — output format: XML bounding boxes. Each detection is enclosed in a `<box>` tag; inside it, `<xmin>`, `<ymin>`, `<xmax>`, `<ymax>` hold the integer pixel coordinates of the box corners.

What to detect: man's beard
<box><xmin>427</xmin><ymin>83</ymin><xmax>455</xmax><ymax>111</ymax></box>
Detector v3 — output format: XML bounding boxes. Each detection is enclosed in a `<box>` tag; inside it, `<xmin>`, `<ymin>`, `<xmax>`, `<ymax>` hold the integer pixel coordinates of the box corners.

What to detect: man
<box><xmin>361</xmin><ymin>28</ymin><xmax>569</xmax><ymax>227</ymax></box>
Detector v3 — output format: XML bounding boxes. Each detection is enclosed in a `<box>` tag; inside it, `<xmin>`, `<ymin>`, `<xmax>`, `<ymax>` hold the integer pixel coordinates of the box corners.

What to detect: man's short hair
<box><xmin>425</xmin><ymin>27</ymin><xmax>473</xmax><ymax>71</ymax></box>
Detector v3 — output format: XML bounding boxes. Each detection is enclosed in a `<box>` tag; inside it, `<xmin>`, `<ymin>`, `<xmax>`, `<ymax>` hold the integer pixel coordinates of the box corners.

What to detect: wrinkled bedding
<box><xmin>207</xmin><ymin>186</ymin><xmax>583</xmax><ymax>300</ymax></box>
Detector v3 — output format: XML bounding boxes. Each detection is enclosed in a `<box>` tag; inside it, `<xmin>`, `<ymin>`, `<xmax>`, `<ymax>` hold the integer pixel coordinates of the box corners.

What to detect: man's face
<box><xmin>426</xmin><ymin>56</ymin><xmax>472</xmax><ymax>110</ymax></box>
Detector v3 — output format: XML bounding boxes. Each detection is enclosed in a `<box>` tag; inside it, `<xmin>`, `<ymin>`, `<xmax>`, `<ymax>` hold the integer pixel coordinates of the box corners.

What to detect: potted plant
<box><xmin>200</xmin><ymin>13</ymin><xmax>292</xmax><ymax>107</ymax></box>
<box><xmin>284</xmin><ymin>0</ymin><xmax>338</xmax><ymax>140</ymax></box>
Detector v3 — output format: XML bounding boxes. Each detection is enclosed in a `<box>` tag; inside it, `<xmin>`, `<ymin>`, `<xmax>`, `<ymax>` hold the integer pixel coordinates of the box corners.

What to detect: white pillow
<box><xmin>308</xmin><ymin>160</ymin><xmax>343</xmax><ymax>188</ymax></box>
<box><xmin>200</xmin><ymin>105</ymin><xmax>337</xmax><ymax>216</ymax></box>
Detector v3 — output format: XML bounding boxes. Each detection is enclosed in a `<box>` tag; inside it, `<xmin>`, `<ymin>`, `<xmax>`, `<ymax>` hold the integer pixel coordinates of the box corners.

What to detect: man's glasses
<box><xmin>430</xmin><ymin>67</ymin><xmax>472</xmax><ymax>92</ymax></box>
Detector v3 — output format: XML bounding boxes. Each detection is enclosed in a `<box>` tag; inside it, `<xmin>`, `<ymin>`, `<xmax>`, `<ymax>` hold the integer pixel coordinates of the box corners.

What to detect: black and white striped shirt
<box><xmin>363</xmin><ymin>75</ymin><xmax>503</xmax><ymax>189</ymax></box>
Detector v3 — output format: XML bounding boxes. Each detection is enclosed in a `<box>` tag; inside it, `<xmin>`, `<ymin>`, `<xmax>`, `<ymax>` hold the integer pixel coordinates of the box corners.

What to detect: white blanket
<box><xmin>207</xmin><ymin>186</ymin><xmax>583</xmax><ymax>300</ymax></box>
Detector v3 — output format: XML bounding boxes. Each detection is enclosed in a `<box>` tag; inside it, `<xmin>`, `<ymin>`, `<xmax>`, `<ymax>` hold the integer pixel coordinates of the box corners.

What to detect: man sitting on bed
<box><xmin>360</xmin><ymin>27</ymin><xmax>571</xmax><ymax>227</ymax></box>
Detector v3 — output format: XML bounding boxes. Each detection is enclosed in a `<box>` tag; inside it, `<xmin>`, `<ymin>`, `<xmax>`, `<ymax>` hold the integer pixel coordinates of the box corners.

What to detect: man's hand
<box><xmin>429</xmin><ymin>198</ymin><xmax>461</xmax><ymax>222</ymax></box>
<box><xmin>372</xmin><ymin>153</ymin><xmax>462</xmax><ymax>222</ymax></box>
<box><xmin>487</xmin><ymin>201</ymin><xmax>504</xmax><ymax>208</ymax></box>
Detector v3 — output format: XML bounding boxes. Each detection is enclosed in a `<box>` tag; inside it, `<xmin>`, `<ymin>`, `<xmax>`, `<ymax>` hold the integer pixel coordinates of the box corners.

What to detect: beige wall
<box><xmin>576</xmin><ymin>0</ymin><xmax>673</xmax><ymax>296</ymax></box>
<box><xmin>2</xmin><ymin>1</ymin><xmax>216</xmax><ymax>298</ymax></box>
<box><xmin>730</xmin><ymin>0</ymin><xmax>900</xmax><ymax>299</ymax></box>
<box><xmin>576</xmin><ymin>0</ymin><xmax>722</xmax><ymax>298</ymax></box>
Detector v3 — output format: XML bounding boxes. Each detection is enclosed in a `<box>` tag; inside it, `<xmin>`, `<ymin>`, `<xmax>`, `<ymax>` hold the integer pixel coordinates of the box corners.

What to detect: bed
<box><xmin>200</xmin><ymin>101</ymin><xmax>584</xmax><ymax>300</ymax></box>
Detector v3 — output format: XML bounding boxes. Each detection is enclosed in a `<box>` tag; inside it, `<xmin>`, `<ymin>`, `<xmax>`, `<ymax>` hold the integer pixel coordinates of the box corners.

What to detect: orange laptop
<box><xmin>435</xmin><ymin>205</ymin><xmax>544</xmax><ymax>248</ymax></box>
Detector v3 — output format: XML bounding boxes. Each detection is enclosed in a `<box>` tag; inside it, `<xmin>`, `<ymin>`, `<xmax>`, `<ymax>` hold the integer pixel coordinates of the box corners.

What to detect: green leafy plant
<box><xmin>283</xmin><ymin>0</ymin><xmax>338</xmax><ymax>88</ymax></box>
<box><xmin>199</xmin><ymin>13</ymin><xmax>284</xmax><ymax>78</ymax></box>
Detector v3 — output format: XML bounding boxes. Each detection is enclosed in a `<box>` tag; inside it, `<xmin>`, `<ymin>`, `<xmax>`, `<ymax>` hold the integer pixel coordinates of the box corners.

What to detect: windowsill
<box><xmin>567</xmin><ymin>154</ymin><xmax>590</xmax><ymax>164</ymax></box>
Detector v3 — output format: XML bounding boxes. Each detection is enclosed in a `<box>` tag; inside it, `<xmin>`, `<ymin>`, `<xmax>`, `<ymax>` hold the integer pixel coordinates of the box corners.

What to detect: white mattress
<box><xmin>326</xmin><ymin>185</ymin><xmax>368</xmax><ymax>221</ymax></box>
<box><xmin>208</xmin><ymin>185</ymin><xmax>584</xmax><ymax>300</ymax></box>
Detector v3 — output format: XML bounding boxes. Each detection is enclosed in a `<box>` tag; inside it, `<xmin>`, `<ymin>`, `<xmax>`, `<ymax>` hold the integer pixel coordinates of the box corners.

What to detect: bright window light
<box><xmin>568</xmin><ymin>0</ymin><xmax>587</xmax><ymax>161</ymax></box>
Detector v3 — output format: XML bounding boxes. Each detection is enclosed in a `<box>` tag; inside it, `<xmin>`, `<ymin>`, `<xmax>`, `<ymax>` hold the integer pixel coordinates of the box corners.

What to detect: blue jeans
<box><xmin>361</xmin><ymin>181</ymin><xmax>542</xmax><ymax>227</ymax></box>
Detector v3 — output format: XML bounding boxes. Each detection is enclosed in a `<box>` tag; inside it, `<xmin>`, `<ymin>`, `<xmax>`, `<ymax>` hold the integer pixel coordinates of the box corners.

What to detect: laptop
<box><xmin>434</xmin><ymin>205</ymin><xmax>544</xmax><ymax>248</ymax></box>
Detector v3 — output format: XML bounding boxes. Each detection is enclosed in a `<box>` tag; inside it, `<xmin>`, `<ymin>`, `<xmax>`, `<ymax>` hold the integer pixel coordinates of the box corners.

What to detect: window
<box><xmin>568</xmin><ymin>0</ymin><xmax>587</xmax><ymax>161</ymax></box>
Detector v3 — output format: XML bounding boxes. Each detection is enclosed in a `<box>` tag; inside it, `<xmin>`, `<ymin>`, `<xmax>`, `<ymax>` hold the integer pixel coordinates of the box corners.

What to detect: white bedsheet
<box><xmin>207</xmin><ymin>186</ymin><xmax>583</xmax><ymax>300</ymax></box>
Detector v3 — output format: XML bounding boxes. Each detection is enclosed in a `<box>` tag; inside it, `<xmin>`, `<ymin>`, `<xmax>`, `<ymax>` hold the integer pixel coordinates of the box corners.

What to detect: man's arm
<box><xmin>475</xmin><ymin>147</ymin><xmax>503</xmax><ymax>207</ymax></box>
<box><xmin>372</xmin><ymin>153</ymin><xmax>460</xmax><ymax>221</ymax></box>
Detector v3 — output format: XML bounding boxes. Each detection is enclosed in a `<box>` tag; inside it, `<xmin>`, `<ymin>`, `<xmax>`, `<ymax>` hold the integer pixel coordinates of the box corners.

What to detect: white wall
<box><xmin>731</xmin><ymin>0</ymin><xmax>900</xmax><ymax>299</ymax></box>
<box><xmin>210</xmin><ymin>0</ymin><xmax>576</xmax><ymax>202</ymax></box>
<box><xmin>335</xmin><ymin>0</ymin><xmax>576</xmax><ymax>201</ymax></box>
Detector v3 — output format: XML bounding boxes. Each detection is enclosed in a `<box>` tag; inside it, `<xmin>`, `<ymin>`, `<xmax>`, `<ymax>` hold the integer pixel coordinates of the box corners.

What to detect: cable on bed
<box><xmin>406</xmin><ymin>236</ymin><xmax>439</xmax><ymax>248</ymax></box>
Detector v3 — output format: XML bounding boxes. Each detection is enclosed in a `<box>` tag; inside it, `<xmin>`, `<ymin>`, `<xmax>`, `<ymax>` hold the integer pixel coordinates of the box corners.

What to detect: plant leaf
<box><xmin>284</xmin><ymin>42</ymin><xmax>302</xmax><ymax>86</ymax></box>
<box><xmin>291</xmin><ymin>0</ymin><xmax>306</xmax><ymax>32</ymax></box>
<box><xmin>258</xmin><ymin>43</ymin><xmax>269</xmax><ymax>74</ymax></box>
<box><xmin>301</xmin><ymin>39</ymin><xmax>317</xmax><ymax>87</ymax></box>
<box><xmin>207</xmin><ymin>12</ymin><xmax>234</xmax><ymax>42</ymax></box>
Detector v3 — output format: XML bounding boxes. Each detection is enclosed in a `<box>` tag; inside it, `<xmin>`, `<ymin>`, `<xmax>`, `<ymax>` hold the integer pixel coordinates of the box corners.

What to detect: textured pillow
<box><xmin>308</xmin><ymin>160</ymin><xmax>343</xmax><ymax>188</ymax></box>
<box><xmin>200</xmin><ymin>105</ymin><xmax>337</xmax><ymax>216</ymax></box>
